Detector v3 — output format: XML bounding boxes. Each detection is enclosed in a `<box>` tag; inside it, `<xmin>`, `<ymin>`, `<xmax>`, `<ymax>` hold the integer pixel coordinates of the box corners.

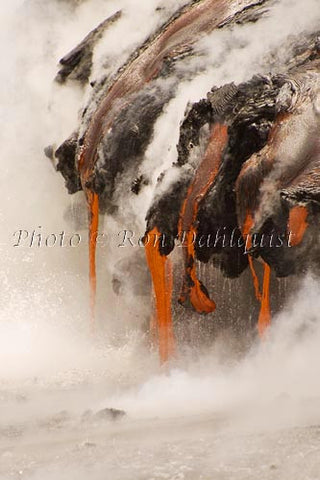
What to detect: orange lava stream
<box><xmin>88</xmin><ymin>191</ymin><xmax>99</xmax><ymax>329</ymax></box>
<box><xmin>258</xmin><ymin>262</ymin><xmax>271</xmax><ymax>337</ymax></box>
<box><xmin>145</xmin><ymin>227</ymin><xmax>175</xmax><ymax>363</ymax></box>
<box><xmin>288</xmin><ymin>205</ymin><xmax>308</xmax><ymax>246</ymax></box>
<box><xmin>178</xmin><ymin>228</ymin><xmax>216</xmax><ymax>313</ymax></box>
<box><xmin>178</xmin><ymin>123</ymin><xmax>228</xmax><ymax>313</ymax></box>
<box><xmin>242</xmin><ymin>212</ymin><xmax>271</xmax><ymax>336</ymax></box>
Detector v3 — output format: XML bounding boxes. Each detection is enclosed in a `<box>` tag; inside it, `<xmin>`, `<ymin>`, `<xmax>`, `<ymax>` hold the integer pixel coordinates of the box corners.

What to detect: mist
<box><xmin>1</xmin><ymin>0</ymin><xmax>320</xmax><ymax>479</ymax></box>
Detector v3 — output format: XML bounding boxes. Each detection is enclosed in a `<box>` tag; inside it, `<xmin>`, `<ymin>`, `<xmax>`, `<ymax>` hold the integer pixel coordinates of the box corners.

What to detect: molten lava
<box><xmin>53</xmin><ymin>0</ymin><xmax>320</xmax><ymax>361</ymax></box>
<box><xmin>76</xmin><ymin>0</ymin><xmax>254</xmax><ymax>344</ymax></box>
<box><xmin>178</xmin><ymin>123</ymin><xmax>228</xmax><ymax>313</ymax></box>
<box><xmin>288</xmin><ymin>205</ymin><xmax>308</xmax><ymax>246</ymax></box>
<box><xmin>258</xmin><ymin>262</ymin><xmax>271</xmax><ymax>337</ymax></box>
<box><xmin>242</xmin><ymin>212</ymin><xmax>271</xmax><ymax>336</ymax></box>
<box><xmin>145</xmin><ymin>227</ymin><xmax>175</xmax><ymax>363</ymax></box>
<box><xmin>178</xmin><ymin>227</ymin><xmax>216</xmax><ymax>313</ymax></box>
<box><xmin>88</xmin><ymin>191</ymin><xmax>99</xmax><ymax>328</ymax></box>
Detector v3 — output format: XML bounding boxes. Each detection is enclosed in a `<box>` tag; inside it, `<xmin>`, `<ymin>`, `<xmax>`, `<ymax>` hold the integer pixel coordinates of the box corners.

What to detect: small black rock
<box><xmin>94</xmin><ymin>408</ymin><xmax>126</xmax><ymax>421</ymax></box>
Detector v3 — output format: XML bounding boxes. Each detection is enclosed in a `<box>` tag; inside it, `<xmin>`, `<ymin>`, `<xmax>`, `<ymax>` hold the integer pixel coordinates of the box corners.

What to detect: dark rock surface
<box><xmin>82</xmin><ymin>408</ymin><xmax>126</xmax><ymax>422</ymax></box>
<box><xmin>94</xmin><ymin>408</ymin><xmax>126</xmax><ymax>421</ymax></box>
<box><xmin>147</xmin><ymin>36</ymin><xmax>320</xmax><ymax>280</ymax></box>
<box><xmin>53</xmin><ymin>0</ymin><xmax>270</xmax><ymax>205</ymax></box>
<box><xmin>55</xmin><ymin>11</ymin><xmax>122</xmax><ymax>85</ymax></box>
<box><xmin>50</xmin><ymin>0</ymin><xmax>320</xmax><ymax>334</ymax></box>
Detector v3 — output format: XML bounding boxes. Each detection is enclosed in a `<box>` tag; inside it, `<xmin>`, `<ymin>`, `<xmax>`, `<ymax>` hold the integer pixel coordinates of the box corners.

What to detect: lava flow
<box><xmin>75</xmin><ymin>0</ymin><xmax>257</xmax><ymax>333</ymax></box>
<box><xmin>242</xmin><ymin>212</ymin><xmax>271</xmax><ymax>336</ymax></box>
<box><xmin>178</xmin><ymin>123</ymin><xmax>228</xmax><ymax>313</ymax></box>
<box><xmin>144</xmin><ymin>227</ymin><xmax>175</xmax><ymax>363</ymax></box>
<box><xmin>78</xmin><ymin>146</ymin><xmax>100</xmax><ymax>327</ymax></box>
<box><xmin>52</xmin><ymin>0</ymin><xmax>320</xmax><ymax>361</ymax></box>
<box><xmin>88</xmin><ymin>191</ymin><xmax>99</xmax><ymax>328</ymax></box>
<box><xmin>258</xmin><ymin>262</ymin><xmax>271</xmax><ymax>337</ymax></box>
<box><xmin>288</xmin><ymin>205</ymin><xmax>309</xmax><ymax>247</ymax></box>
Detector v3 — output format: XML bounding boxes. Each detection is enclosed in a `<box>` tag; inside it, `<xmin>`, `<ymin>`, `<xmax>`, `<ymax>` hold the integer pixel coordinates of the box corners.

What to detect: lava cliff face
<box><xmin>50</xmin><ymin>0</ymin><xmax>320</xmax><ymax>361</ymax></box>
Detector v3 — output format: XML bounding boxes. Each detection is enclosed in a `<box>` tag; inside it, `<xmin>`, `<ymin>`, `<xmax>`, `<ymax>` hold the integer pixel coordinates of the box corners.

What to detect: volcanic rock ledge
<box><xmin>49</xmin><ymin>0</ymin><xmax>320</xmax><ymax>361</ymax></box>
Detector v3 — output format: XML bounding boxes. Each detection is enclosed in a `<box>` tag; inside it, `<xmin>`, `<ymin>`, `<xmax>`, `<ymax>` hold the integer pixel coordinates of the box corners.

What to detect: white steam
<box><xmin>126</xmin><ymin>0</ymin><xmax>320</xmax><ymax>226</ymax></box>
<box><xmin>1</xmin><ymin>1</ymin><xmax>320</xmax><ymax>478</ymax></box>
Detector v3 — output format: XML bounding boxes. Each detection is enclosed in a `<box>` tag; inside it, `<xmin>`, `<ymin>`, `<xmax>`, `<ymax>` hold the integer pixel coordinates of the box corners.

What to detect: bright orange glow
<box><xmin>178</xmin><ymin>123</ymin><xmax>228</xmax><ymax>313</ymax></box>
<box><xmin>178</xmin><ymin>228</ymin><xmax>216</xmax><ymax>313</ymax></box>
<box><xmin>288</xmin><ymin>205</ymin><xmax>308</xmax><ymax>246</ymax></box>
<box><xmin>88</xmin><ymin>191</ymin><xmax>99</xmax><ymax>329</ymax></box>
<box><xmin>145</xmin><ymin>227</ymin><xmax>175</xmax><ymax>363</ymax></box>
<box><xmin>242</xmin><ymin>212</ymin><xmax>271</xmax><ymax>336</ymax></box>
<box><xmin>258</xmin><ymin>262</ymin><xmax>271</xmax><ymax>337</ymax></box>
<box><xmin>242</xmin><ymin>212</ymin><xmax>254</xmax><ymax>247</ymax></box>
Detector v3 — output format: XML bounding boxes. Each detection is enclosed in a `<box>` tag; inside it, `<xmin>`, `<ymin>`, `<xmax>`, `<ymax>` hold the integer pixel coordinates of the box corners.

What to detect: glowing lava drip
<box><xmin>79</xmin><ymin>151</ymin><xmax>100</xmax><ymax>329</ymax></box>
<box><xmin>88</xmin><ymin>191</ymin><xmax>99</xmax><ymax>328</ymax></box>
<box><xmin>179</xmin><ymin>123</ymin><xmax>228</xmax><ymax>312</ymax></box>
<box><xmin>145</xmin><ymin>227</ymin><xmax>175</xmax><ymax>363</ymax></box>
<box><xmin>258</xmin><ymin>262</ymin><xmax>271</xmax><ymax>337</ymax></box>
<box><xmin>288</xmin><ymin>205</ymin><xmax>308</xmax><ymax>246</ymax></box>
<box><xmin>144</xmin><ymin>124</ymin><xmax>228</xmax><ymax>362</ymax></box>
<box><xmin>242</xmin><ymin>212</ymin><xmax>271</xmax><ymax>336</ymax></box>
<box><xmin>237</xmin><ymin>113</ymin><xmax>298</xmax><ymax>337</ymax></box>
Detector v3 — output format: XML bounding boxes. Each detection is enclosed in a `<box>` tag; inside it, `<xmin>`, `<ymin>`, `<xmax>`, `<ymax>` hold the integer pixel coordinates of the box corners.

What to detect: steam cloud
<box><xmin>1</xmin><ymin>1</ymin><xmax>320</xmax><ymax>478</ymax></box>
